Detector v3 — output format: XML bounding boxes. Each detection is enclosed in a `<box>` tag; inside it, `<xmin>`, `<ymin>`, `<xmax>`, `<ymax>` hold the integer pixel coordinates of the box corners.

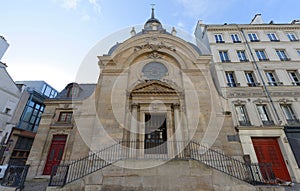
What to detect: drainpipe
<box><xmin>239</xmin><ymin>27</ymin><xmax>282</xmax><ymax>124</ymax></box>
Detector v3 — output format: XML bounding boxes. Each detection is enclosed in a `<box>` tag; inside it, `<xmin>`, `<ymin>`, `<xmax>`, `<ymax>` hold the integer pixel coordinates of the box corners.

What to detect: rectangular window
<box><xmin>231</xmin><ymin>34</ymin><xmax>241</xmax><ymax>43</ymax></box>
<box><xmin>214</xmin><ymin>34</ymin><xmax>224</xmax><ymax>43</ymax></box>
<box><xmin>297</xmin><ymin>49</ymin><xmax>300</xmax><ymax>56</ymax></box>
<box><xmin>245</xmin><ymin>71</ymin><xmax>258</xmax><ymax>87</ymax></box>
<box><xmin>58</xmin><ymin>112</ymin><xmax>73</xmax><ymax>123</ymax></box>
<box><xmin>281</xmin><ymin>104</ymin><xmax>299</xmax><ymax>125</ymax></box>
<box><xmin>248</xmin><ymin>33</ymin><xmax>259</xmax><ymax>42</ymax></box>
<box><xmin>235</xmin><ymin>105</ymin><xmax>250</xmax><ymax>126</ymax></box>
<box><xmin>288</xmin><ymin>71</ymin><xmax>300</xmax><ymax>86</ymax></box>
<box><xmin>18</xmin><ymin>100</ymin><xmax>45</xmax><ymax>132</ymax></box>
<box><xmin>219</xmin><ymin>51</ymin><xmax>230</xmax><ymax>62</ymax></box>
<box><xmin>287</xmin><ymin>32</ymin><xmax>299</xmax><ymax>41</ymax></box>
<box><xmin>14</xmin><ymin>137</ymin><xmax>33</xmax><ymax>150</ymax></box>
<box><xmin>237</xmin><ymin>50</ymin><xmax>248</xmax><ymax>62</ymax></box>
<box><xmin>267</xmin><ymin>33</ymin><xmax>279</xmax><ymax>41</ymax></box>
<box><xmin>257</xmin><ymin>105</ymin><xmax>273</xmax><ymax>125</ymax></box>
<box><xmin>225</xmin><ymin>71</ymin><xmax>238</xmax><ymax>87</ymax></box>
<box><xmin>255</xmin><ymin>49</ymin><xmax>268</xmax><ymax>61</ymax></box>
<box><xmin>265</xmin><ymin>71</ymin><xmax>280</xmax><ymax>86</ymax></box>
<box><xmin>276</xmin><ymin>49</ymin><xmax>290</xmax><ymax>61</ymax></box>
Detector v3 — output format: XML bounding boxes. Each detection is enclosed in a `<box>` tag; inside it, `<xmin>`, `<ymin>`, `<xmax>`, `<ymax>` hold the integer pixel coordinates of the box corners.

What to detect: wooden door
<box><xmin>252</xmin><ymin>137</ymin><xmax>291</xmax><ymax>181</ymax></box>
<box><xmin>43</xmin><ymin>135</ymin><xmax>67</xmax><ymax>175</ymax></box>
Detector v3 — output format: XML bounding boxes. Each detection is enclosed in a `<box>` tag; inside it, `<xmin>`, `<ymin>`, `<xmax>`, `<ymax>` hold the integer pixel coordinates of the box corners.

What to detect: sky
<box><xmin>0</xmin><ymin>0</ymin><xmax>300</xmax><ymax>91</ymax></box>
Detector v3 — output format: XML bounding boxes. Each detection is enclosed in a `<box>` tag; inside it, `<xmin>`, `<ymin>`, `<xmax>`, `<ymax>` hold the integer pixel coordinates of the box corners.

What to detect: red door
<box><xmin>43</xmin><ymin>135</ymin><xmax>67</xmax><ymax>175</ymax></box>
<box><xmin>252</xmin><ymin>137</ymin><xmax>291</xmax><ymax>181</ymax></box>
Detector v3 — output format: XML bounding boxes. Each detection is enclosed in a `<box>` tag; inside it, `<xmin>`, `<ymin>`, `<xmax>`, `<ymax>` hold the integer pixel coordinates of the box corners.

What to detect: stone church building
<box><xmin>26</xmin><ymin>9</ymin><xmax>287</xmax><ymax>191</ymax></box>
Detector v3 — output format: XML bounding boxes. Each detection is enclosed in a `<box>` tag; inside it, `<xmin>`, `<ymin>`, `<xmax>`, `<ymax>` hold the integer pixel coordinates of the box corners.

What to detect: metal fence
<box><xmin>49</xmin><ymin>140</ymin><xmax>276</xmax><ymax>187</ymax></box>
<box><xmin>1</xmin><ymin>164</ymin><xmax>30</xmax><ymax>190</ymax></box>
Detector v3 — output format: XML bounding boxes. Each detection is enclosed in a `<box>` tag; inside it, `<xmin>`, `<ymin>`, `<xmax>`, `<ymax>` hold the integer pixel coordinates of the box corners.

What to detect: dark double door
<box><xmin>144</xmin><ymin>113</ymin><xmax>167</xmax><ymax>154</ymax></box>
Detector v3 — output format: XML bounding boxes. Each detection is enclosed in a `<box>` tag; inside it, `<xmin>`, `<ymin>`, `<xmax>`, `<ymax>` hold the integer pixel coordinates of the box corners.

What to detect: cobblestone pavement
<box><xmin>22</xmin><ymin>179</ymin><xmax>49</xmax><ymax>191</ymax></box>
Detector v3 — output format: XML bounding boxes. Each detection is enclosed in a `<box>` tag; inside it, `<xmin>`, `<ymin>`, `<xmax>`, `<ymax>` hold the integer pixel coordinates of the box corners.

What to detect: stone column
<box><xmin>130</xmin><ymin>103</ymin><xmax>139</xmax><ymax>157</ymax></box>
<box><xmin>173</xmin><ymin>103</ymin><xmax>184</xmax><ymax>155</ymax></box>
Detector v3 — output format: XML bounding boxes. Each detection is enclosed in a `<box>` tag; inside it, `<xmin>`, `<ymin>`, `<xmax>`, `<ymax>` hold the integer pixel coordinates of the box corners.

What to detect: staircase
<box><xmin>48</xmin><ymin>140</ymin><xmax>276</xmax><ymax>187</ymax></box>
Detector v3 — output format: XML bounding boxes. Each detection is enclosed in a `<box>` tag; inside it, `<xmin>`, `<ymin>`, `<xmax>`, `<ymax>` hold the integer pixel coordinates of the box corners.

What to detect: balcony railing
<box><xmin>221</xmin><ymin>59</ymin><xmax>231</xmax><ymax>63</ymax></box>
<box><xmin>292</xmin><ymin>81</ymin><xmax>300</xmax><ymax>86</ymax></box>
<box><xmin>258</xmin><ymin>58</ymin><xmax>269</xmax><ymax>61</ymax></box>
<box><xmin>247</xmin><ymin>82</ymin><xmax>260</xmax><ymax>87</ymax></box>
<box><xmin>268</xmin><ymin>81</ymin><xmax>283</xmax><ymax>86</ymax></box>
<box><xmin>227</xmin><ymin>82</ymin><xmax>240</xmax><ymax>87</ymax></box>
<box><xmin>262</xmin><ymin>120</ymin><xmax>275</xmax><ymax>126</ymax></box>
<box><xmin>240</xmin><ymin>59</ymin><xmax>249</xmax><ymax>62</ymax></box>
<box><xmin>1</xmin><ymin>165</ymin><xmax>29</xmax><ymax>190</ymax></box>
<box><xmin>239</xmin><ymin>120</ymin><xmax>251</xmax><ymax>126</ymax></box>
<box><xmin>280</xmin><ymin>58</ymin><xmax>291</xmax><ymax>61</ymax></box>
<box><xmin>287</xmin><ymin>119</ymin><xmax>300</xmax><ymax>126</ymax></box>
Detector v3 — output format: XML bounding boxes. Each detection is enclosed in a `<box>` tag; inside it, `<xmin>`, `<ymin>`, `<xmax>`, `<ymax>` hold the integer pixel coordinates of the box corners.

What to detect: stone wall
<box><xmin>46</xmin><ymin>160</ymin><xmax>284</xmax><ymax>191</ymax></box>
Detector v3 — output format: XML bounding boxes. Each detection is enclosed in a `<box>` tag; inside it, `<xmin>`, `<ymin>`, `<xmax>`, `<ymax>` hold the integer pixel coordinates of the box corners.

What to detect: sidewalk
<box><xmin>22</xmin><ymin>179</ymin><xmax>49</xmax><ymax>191</ymax></box>
<box><xmin>285</xmin><ymin>183</ymin><xmax>300</xmax><ymax>191</ymax></box>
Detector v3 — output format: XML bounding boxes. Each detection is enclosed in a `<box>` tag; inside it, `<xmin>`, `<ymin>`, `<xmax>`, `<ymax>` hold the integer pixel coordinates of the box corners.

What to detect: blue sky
<box><xmin>1</xmin><ymin>0</ymin><xmax>299</xmax><ymax>91</ymax></box>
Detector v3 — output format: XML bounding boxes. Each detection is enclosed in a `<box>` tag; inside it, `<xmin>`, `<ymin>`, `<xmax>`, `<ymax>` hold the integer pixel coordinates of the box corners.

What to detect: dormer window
<box><xmin>67</xmin><ymin>84</ymin><xmax>79</xmax><ymax>97</ymax></box>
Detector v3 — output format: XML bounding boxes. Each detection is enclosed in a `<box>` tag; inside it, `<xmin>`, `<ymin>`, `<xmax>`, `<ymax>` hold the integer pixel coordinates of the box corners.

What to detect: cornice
<box><xmin>206</xmin><ymin>24</ymin><xmax>300</xmax><ymax>32</ymax></box>
<box><xmin>224</xmin><ymin>87</ymin><xmax>300</xmax><ymax>98</ymax></box>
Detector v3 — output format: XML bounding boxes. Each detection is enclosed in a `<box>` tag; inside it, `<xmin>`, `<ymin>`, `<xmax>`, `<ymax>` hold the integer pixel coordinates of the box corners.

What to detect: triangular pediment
<box><xmin>131</xmin><ymin>80</ymin><xmax>178</xmax><ymax>95</ymax></box>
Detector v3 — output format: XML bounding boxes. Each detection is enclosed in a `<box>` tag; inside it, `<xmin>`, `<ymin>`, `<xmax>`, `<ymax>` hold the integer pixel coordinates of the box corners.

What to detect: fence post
<box><xmin>62</xmin><ymin>166</ymin><xmax>69</xmax><ymax>186</ymax></box>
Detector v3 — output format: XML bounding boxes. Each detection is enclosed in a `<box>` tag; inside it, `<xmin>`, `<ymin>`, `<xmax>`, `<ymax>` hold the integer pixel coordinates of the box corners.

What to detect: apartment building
<box><xmin>195</xmin><ymin>14</ymin><xmax>300</xmax><ymax>182</ymax></box>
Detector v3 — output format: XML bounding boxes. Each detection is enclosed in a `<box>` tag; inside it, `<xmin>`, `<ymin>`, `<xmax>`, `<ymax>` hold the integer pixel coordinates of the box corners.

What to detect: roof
<box><xmin>52</xmin><ymin>83</ymin><xmax>96</xmax><ymax>100</ymax></box>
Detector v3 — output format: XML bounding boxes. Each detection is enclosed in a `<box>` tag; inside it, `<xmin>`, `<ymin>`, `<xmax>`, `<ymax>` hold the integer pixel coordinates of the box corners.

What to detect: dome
<box><xmin>143</xmin><ymin>8</ymin><xmax>164</xmax><ymax>31</ymax></box>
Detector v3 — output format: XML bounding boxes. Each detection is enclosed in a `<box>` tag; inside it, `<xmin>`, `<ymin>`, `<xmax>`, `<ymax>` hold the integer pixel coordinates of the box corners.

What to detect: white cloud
<box><xmin>88</xmin><ymin>0</ymin><xmax>101</xmax><ymax>15</ymax></box>
<box><xmin>56</xmin><ymin>0</ymin><xmax>101</xmax><ymax>15</ymax></box>
<box><xmin>61</xmin><ymin>0</ymin><xmax>80</xmax><ymax>10</ymax></box>
<box><xmin>177</xmin><ymin>21</ymin><xmax>185</xmax><ymax>28</ymax></box>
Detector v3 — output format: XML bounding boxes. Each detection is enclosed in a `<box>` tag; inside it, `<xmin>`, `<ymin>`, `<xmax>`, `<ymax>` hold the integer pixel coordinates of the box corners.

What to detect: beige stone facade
<box><xmin>195</xmin><ymin>14</ymin><xmax>300</xmax><ymax>182</ymax></box>
<box><xmin>26</xmin><ymin>11</ymin><xmax>284</xmax><ymax>191</ymax></box>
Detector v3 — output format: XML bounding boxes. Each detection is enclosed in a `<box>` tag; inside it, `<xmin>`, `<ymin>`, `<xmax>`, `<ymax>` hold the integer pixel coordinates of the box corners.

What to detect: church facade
<box><xmin>25</xmin><ymin>10</ymin><xmax>294</xmax><ymax>191</ymax></box>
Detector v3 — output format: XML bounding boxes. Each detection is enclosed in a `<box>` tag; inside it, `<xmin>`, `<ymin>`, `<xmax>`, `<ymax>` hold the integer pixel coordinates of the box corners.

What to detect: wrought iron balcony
<box><xmin>239</xmin><ymin>120</ymin><xmax>251</xmax><ymax>126</ymax></box>
<box><xmin>292</xmin><ymin>81</ymin><xmax>300</xmax><ymax>86</ymax></box>
<box><xmin>280</xmin><ymin>57</ymin><xmax>291</xmax><ymax>61</ymax></box>
<box><xmin>222</xmin><ymin>59</ymin><xmax>231</xmax><ymax>63</ymax></box>
<box><xmin>262</xmin><ymin>120</ymin><xmax>275</xmax><ymax>126</ymax></box>
<box><xmin>268</xmin><ymin>81</ymin><xmax>283</xmax><ymax>86</ymax></box>
<box><xmin>247</xmin><ymin>82</ymin><xmax>260</xmax><ymax>87</ymax></box>
<box><xmin>258</xmin><ymin>58</ymin><xmax>269</xmax><ymax>61</ymax></box>
<box><xmin>287</xmin><ymin>119</ymin><xmax>300</xmax><ymax>126</ymax></box>
<box><xmin>240</xmin><ymin>59</ymin><xmax>249</xmax><ymax>62</ymax></box>
<box><xmin>227</xmin><ymin>82</ymin><xmax>240</xmax><ymax>87</ymax></box>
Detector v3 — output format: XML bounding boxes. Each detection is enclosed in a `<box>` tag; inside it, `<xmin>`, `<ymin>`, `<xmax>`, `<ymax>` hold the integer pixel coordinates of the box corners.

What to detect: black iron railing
<box><xmin>49</xmin><ymin>140</ymin><xmax>276</xmax><ymax>187</ymax></box>
<box><xmin>1</xmin><ymin>164</ymin><xmax>30</xmax><ymax>190</ymax></box>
